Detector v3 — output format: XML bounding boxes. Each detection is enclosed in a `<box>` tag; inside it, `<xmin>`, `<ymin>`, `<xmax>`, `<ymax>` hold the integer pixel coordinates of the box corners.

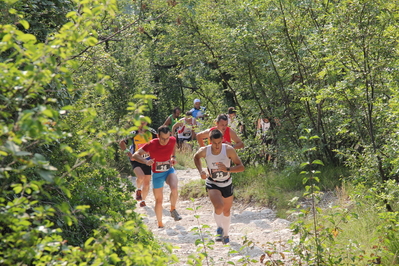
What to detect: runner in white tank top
<box><xmin>194</xmin><ymin>129</ymin><xmax>245</xmax><ymax>245</ymax></box>
<box><xmin>205</xmin><ymin>144</ymin><xmax>231</xmax><ymax>187</ymax></box>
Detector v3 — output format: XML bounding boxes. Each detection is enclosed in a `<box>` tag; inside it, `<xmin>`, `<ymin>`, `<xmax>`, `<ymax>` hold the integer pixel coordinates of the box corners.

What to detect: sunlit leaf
<box><xmin>312</xmin><ymin>160</ymin><xmax>324</xmax><ymax>165</ymax></box>
<box><xmin>19</xmin><ymin>20</ymin><xmax>30</xmax><ymax>30</ymax></box>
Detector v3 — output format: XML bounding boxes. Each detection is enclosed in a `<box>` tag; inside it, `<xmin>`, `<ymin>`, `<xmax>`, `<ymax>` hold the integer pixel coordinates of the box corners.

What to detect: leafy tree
<box><xmin>0</xmin><ymin>0</ymin><xmax>175</xmax><ymax>264</ymax></box>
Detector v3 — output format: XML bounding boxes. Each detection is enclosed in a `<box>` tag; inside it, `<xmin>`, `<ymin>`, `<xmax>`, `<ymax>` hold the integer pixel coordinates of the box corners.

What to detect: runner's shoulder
<box><xmin>198</xmin><ymin>127</ymin><xmax>211</xmax><ymax>135</ymax></box>
<box><xmin>225</xmin><ymin>144</ymin><xmax>237</xmax><ymax>153</ymax></box>
<box><xmin>195</xmin><ymin>146</ymin><xmax>207</xmax><ymax>156</ymax></box>
<box><xmin>148</xmin><ymin>127</ymin><xmax>157</xmax><ymax>135</ymax></box>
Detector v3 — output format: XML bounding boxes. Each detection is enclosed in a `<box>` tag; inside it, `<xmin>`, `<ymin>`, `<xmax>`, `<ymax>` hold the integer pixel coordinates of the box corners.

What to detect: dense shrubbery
<box><xmin>0</xmin><ymin>0</ymin><xmax>175</xmax><ymax>264</ymax></box>
<box><xmin>2</xmin><ymin>0</ymin><xmax>399</xmax><ymax>264</ymax></box>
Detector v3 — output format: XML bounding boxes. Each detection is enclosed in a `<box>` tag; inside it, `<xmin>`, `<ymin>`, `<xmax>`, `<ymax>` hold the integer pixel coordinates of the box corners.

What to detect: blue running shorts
<box><xmin>152</xmin><ymin>167</ymin><xmax>176</xmax><ymax>189</ymax></box>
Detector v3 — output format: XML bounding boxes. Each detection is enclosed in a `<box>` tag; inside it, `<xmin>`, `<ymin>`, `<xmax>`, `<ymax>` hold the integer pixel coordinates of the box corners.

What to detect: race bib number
<box><xmin>137</xmin><ymin>144</ymin><xmax>149</xmax><ymax>158</ymax></box>
<box><xmin>210</xmin><ymin>169</ymin><xmax>229</xmax><ymax>180</ymax></box>
<box><xmin>156</xmin><ymin>160</ymin><xmax>171</xmax><ymax>172</ymax></box>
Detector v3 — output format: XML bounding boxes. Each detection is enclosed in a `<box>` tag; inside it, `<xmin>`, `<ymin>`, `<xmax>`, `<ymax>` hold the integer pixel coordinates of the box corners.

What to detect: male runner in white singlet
<box><xmin>193</xmin><ymin>129</ymin><xmax>245</xmax><ymax>244</ymax></box>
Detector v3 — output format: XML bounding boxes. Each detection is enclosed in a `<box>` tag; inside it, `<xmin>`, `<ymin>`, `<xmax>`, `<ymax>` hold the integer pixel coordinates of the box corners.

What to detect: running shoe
<box><xmin>139</xmin><ymin>201</ymin><xmax>146</xmax><ymax>207</ymax></box>
<box><xmin>170</xmin><ymin>209</ymin><xmax>182</xmax><ymax>221</ymax></box>
<box><xmin>135</xmin><ymin>189</ymin><xmax>142</xmax><ymax>201</ymax></box>
<box><xmin>222</xmin><ymin>236</ymin><xmax>230</xmax><ymax>244</ymax></box>
<box><xmin>215</xmin><ymin>227</ymin><xmax>223</xmax><ymax>242</ymax></box>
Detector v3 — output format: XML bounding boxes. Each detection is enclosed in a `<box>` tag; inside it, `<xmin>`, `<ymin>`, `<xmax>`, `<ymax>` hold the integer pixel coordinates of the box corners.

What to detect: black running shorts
<box><xmin>205</xmin><ymin>183</ymin><xmax>234</xmax><ymax>198</ymax></box>
<box><xmin>177</xmin><ymin>136</ymin><xmax>192</xmax><ymax>144</ymax></box>
<box><xmin>129</xmin><ymin>160</ymin><xmax>151</xmax><ymax>175</ymax></box>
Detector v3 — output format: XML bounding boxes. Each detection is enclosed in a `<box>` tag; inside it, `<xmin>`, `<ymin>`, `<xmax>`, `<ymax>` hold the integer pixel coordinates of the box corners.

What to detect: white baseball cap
<box><xmin>194</xmin><ymin>99</ymin><xmax>201</xmax><ymax>104</ymax></box>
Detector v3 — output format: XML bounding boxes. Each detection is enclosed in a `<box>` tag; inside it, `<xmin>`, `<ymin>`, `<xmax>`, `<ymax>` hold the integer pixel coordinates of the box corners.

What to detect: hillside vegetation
<box><xmin>1</xmin><ymin>0</ymin><xmax>399</xmax><ymax>264</ymax></box>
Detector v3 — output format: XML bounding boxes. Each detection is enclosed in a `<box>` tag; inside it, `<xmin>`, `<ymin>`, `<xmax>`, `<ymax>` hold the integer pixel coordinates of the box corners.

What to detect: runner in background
<box><xmin>163</xmin><ymin>107</ymin><xmax>182</xmax><ymax>132</ymax></box>
<box><xmin>196</xmin><ymin>114</ymin><xmax>244</xmax><ymax>149</ymax></box>
<box><xmin>193</xmin><ymin>129</ymin><xmax>245</xmax><ymax>244</ymax></box>
<box><xmin>132</xmin><ymin>125</ymin><xmax>182</xmax><ymax>228</ymax></box>
<box><xmin>119</xmin><ymin>115</ymin><xmax>157</xmax><ymax>207</ymax></box>
<box><xmin>190</xmin><ymin>99</ymin><xmax>206</xmax><ymax>120</ymax></box>
<box><xmin>227</xmin><ymin>107</ymin><xmax>244</xmax><ymax>133</ymax></box>
<box><xmin>172</xmin><ymin>111</ymin><xmax>198</xmax><ymax>151</ymax></box>
<box><xmin>257</xmin><ymin>114</ymin><xmax>278</xmax><ymax>162</ymax></box>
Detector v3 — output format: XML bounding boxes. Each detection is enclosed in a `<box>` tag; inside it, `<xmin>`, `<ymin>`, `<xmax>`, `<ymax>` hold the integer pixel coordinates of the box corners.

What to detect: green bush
<box><xmin>0</xmin><ymin>0</ymin><xmax>177</xmax><ymax>263</ymax></box>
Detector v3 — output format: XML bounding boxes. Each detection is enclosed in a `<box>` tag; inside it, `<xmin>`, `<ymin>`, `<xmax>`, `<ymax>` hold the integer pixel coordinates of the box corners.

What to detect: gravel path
<box><xmin>133</xmin><ymin>168</ymin><xmax>294</xmax><ymax>265</ymax></box>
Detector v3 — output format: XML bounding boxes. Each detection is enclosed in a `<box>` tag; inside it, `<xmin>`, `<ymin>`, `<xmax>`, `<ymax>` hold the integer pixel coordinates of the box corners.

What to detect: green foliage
<box><xmin>174</xmin><ymin>143</ymin><xmax>198</xmax><ymax>169</ymax></box>
<box><xmin>285</xmin><ymin>130</ymin><xmax>398</xmax><ymax>265</ymax></box>
<box><xmin>2</xmin><ymin>0</ymin><xmax>399</xmax><ymax>263</ymax></box>
<box><xmin>0</xmin><ymin>0</ymin><xmax>74</xmax><ymax>42</ymax></box>
<box><xmin>186</xmin><ymin>198</ymin><xmax>215</xmax><ymax>266</ymax></box>
<box><xmin>114</xmin><ymin>0</ymin><xmax>399</xmax><ymax>189</ymax></box>
<box><xmin>0</xmin><ymin>0</ymin><xmax>176</xmax><ymax>264</ymax></box>
<box><xmin>232</xmin><ymin>162</ymin><xmax>344</xmax><ymax>218</ymax></box>
<box><xmin>180</xmin><ymin>179</ymin><xmax>206</xmax><ymax>200</ymax></box>
<box><xmin>226</xmin><ymin>236</ymin><xmax>260</xmax><ymax>265</ymax></box>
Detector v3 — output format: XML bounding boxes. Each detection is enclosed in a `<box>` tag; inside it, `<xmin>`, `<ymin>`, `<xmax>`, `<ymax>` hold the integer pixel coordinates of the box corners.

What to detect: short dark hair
<box><xmin>216</xmin><ymin>114</ymin><xmax>228</xmax><ymax>122</ymax></box>
<box><xmin>173</xmin><ymin>107</ymin><xmax>181</xmax><ymax>114</ymax></box>
<box><xmin>158</xmin><ymin>125</ymin><xmax>170</xmax><ymax>135</ymax></box>
<box><xmin>228</xmin><ymin>107</ymin><xmax>236</xmax><ymax>114</ymax></box>
<box><xmin>210</xmin><ymin>129</ymin><xmax>223</xmax><ymax>140</ymax></box>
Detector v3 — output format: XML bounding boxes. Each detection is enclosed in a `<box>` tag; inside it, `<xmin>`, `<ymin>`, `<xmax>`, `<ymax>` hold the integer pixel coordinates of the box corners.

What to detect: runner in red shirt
<box><xmin>196</xmin><ymin>114</ymin><xmax>244</xmax><ymax>149</ymax></box>
<box><xmin>132</xmin><ymin>125</ymin><xmax>182</xmax><ymax>228</ymax></box>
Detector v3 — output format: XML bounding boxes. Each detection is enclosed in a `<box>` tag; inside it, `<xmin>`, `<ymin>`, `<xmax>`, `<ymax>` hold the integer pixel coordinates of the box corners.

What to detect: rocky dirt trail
<box><xmin>133</xmin><ymin>168</ymin><xmax>294</xmax><ymax>265</ymax></box>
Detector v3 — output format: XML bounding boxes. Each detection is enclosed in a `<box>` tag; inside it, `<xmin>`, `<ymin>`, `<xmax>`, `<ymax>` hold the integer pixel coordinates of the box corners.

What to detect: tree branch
<box><xmin>68</xmin><ymin>5</ymin><xmax>175</xmax><ymax>60</ymax></box>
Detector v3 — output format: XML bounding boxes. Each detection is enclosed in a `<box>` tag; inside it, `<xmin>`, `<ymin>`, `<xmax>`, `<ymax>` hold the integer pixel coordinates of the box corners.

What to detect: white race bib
<box><xmin>210</xmin><ymin>169</ymin><xmax>229</xmax><ymax>180</ymax></box>
<box><xmin>137</xmin><ymin>143</ymin><xmax>149</xmax><ymax>158</ymax></box>
<box><xmin>155</xmin><ymin>160</ymin><xmax>171</xmax><ymax>172</ymax></box>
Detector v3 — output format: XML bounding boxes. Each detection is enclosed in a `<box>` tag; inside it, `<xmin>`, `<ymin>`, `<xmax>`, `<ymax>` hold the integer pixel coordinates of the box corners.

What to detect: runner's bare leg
<box><xmin>133</xmin><ymin>167</ymin><xmax>151</xmax><ymax>200</ymax></box>
<box><xmin>134</xmin><ymin>167</ymin><xmax>144</xmax><ymax>190</ymax></box>
<box><xmin>208</xmin><ymin>189</ymin><xmax>224</xmax><ymax>215</ymax></box>
<box><xmin>166</xmin><ymin>173</ymin><xmax>179</xmax><ymax>210</ymax></box>
<box><xmin>153</xmin><ymin>187</ymin><xmax>164</xmax><ymax>227</ymax></box>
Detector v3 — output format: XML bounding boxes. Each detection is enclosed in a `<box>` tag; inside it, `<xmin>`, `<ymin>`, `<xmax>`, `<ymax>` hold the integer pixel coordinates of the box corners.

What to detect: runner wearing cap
<box><xmin>190</xmin><ymin>99</ymin><xmax>206</xmax><ymax>120</ymax></box>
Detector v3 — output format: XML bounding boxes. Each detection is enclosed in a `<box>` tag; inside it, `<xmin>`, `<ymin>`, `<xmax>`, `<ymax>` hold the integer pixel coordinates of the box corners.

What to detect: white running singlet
<box><xmin>260</xmin><ymin>119</ymin><xmax>270</xmax><ymax>133</ymax></box>
<box><xmin>205</xmin><ymin>144</ymin><xmax>231</xmax><ymax>187</ymax></box>
<box><xmin>176</xmin><ymin>117</ymin><xmax>197</xmax><ymax>139</ymax></box>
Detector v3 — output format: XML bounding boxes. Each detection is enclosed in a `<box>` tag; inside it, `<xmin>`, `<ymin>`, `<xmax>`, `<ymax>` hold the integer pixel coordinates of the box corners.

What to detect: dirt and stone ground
<box><xmin>132</xmin><ymin>168</ymin><xmax>295</xmax><ymax>265</ymax></box>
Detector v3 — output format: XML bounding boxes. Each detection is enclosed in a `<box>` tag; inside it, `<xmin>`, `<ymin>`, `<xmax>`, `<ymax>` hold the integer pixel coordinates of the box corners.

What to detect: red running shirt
<box><xmin>141</xmin><ymin>136</ymin><xmax>176</xmax><ymax>173</ymax></box>
<box><xmin>210</xmin><ymin>127</ymin><xmax>231</xmax><ymax>143</ymax></box>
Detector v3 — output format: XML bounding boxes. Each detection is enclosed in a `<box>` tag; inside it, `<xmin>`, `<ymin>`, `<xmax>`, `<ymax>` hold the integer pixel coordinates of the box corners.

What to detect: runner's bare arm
<box><xmin>132</xmin><ymin>148</ymin><xmax>154</xmax><ymax>165</ymax></box>
<box><xmin>163</xmin><ymin>116</ymin><xmax>171</xmax><ymax>127</ymax></box>
<box><xmin>193</xmin><ymin>147</ymin><xmax>208</xmax><ymax>179</ymax></box>
<box><xmin>119</xmin><ymin>138</ymin><xmax>128</xmax><ymax>151</ymax></box>
<box><xmin>225</xmin><ymin>146</ymin><xmax>245</xmax><ymax>173</ymax></box>
<box><xmin>196</xmin><ymin>129</ymin><xmax>210</xmax><ymax>147</ymax></box>
<box><xmin>119</xmin><ymin>138</ymin><xmax>134</xmax><ymax>160</ymax></box>
<box><xmin>171</xmin><ymin>142</ymin><xmax>177</xmax><ymax>165</ymax></box>
<box><xmin>230</xmin><ymin>129</ymin><xmax>244</xmax><ymax>149</ymax></box>
<box><xmin>171</xmin><ymin>122</ymin><xmax>183</xmax><ymax>135</ymax></box>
